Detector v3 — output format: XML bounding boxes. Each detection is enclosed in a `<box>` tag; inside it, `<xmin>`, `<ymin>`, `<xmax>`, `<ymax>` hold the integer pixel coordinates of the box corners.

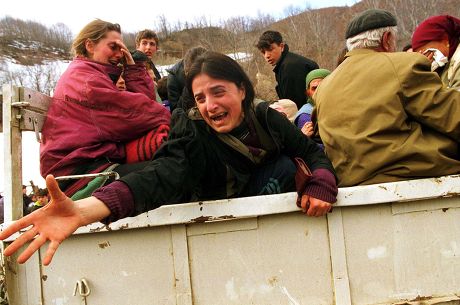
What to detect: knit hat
<box><xmin>130</xmin><ymin>50</ymin><xmax>149</xmax><ymax>62</ymax></box>
<box><xmin>412</xmin><ymin>15</ymin><xmax>460</xmax><ymax>59</ymax></box>
<box><xmin>346</xmin><ymin>9</ymin><xmax>397</xmax><ymax>39</ymax></box>
<box><xmin>306</xmin><ymin>69</ymin><xmax>331</xmax><ymax>88</ymax></box>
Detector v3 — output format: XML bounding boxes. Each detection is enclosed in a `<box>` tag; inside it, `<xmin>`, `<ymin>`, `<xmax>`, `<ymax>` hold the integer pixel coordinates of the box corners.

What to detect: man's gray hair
<box><xmin>346</xmin><ymin>26</ymin><xmax>397</xmax><ymax>51</ymax></box>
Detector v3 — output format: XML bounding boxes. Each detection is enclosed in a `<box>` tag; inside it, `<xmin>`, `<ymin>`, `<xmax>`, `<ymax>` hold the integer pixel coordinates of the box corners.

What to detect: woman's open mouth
<box><xmin>211</xmin><ymin>112</ymin><xmax>227</xmax><ymax>122</ymax></box>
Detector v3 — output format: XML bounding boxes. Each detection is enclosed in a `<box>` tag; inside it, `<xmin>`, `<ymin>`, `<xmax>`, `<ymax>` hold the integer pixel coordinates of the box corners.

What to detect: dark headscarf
<box><xmin>412</xmin><ymin>15</ymin><xmax>460</xmax><ymax>59</ymax></box>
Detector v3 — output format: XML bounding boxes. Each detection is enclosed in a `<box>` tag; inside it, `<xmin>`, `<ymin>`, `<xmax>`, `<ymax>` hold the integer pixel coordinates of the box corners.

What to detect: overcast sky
<box><xmin>3</xmin><ymin>0</ymin><xmax>357</xmax><ymax>34</ymax></box>
<box><xmin>1</xmin><ymin>0</ymin><xmax>356</xmax><ymax>192</ymax></box>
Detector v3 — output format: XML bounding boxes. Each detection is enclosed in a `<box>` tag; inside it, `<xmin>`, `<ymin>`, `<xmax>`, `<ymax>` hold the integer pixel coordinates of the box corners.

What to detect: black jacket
<box><xmin>166</xmin><ymin>60</ymin><xmax>195</xmax><ymax>111</ymax></box>
<box><xmin>151</xmin><ymin>62</ymin><xmax>161</xmax><ymax>81</ymax></box>
<box><xmin>121</xmin><ymin>101</ymin><xmax>336</xmax><ymax>216</ymax></box>
<box><xmin>274</xmin><ymin>44</ymin><xmax>319</xmax><ymax>109</ymax></box>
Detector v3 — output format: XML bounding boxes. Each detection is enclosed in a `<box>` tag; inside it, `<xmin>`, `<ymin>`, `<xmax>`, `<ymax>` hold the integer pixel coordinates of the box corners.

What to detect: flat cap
<box><xmin>346</xmin><ymin>9</ymin><xmax>397</xmax><ymax>39</ymax></box>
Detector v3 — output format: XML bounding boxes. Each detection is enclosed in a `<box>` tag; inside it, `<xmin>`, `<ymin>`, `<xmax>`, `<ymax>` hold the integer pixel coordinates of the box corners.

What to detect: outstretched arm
<box><xmin>0</xmin><ymin>175</ymin><xmax>110</xmax><ymax>265</ymax></box>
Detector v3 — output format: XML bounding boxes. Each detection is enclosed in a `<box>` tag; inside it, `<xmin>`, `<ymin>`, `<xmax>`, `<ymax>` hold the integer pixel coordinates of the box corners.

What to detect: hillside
<box><xmin>0</xmin><ymin>16</ymin><xmax>72</xmax><ymax>64</ymax></box>
<box><xmin>0</xmin><ymin>36</ymin><xmax>69</xmax><ymax>65</ymax></box>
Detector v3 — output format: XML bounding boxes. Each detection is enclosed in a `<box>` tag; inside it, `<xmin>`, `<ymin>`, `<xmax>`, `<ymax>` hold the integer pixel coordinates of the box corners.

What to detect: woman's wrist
<box><xmin>76</xmin><ymin>196</ymin><xmax>111</xmax><ymax>225</ymax></box>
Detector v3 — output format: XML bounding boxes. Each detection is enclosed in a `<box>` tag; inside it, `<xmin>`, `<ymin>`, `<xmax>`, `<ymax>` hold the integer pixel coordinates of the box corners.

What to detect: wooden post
<box><xmin>3</xmin><ymin>84</ymin><xmax>24</xmax><ymax>222</ymax></box>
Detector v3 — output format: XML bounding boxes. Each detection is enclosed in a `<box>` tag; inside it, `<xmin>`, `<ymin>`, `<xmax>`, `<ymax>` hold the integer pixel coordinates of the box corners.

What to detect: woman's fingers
<box><xmin>301</xmin><ymin>122</ymin><xmax>314</xmax><ymax>137</ymax></box>
<box><xmin>46</xmin><ymin>175</ymin><xmax>67</xmax><ymax>203</ymax></box>
<box><xmin>2</xmin><ymin>225</ymin><xmax>37</xmax><ymax>256</ymax></box>
<box><xmin>300</xmin><ymin>194</ymin><xmax>310</xmax><ymax>213</ymax></box>
<box><xmin>307</xmin><ymin>204</ymin><xmax>318</xmax><ymax>216</ymax></box>
<box><xmin>16</xmin><ymin>234</ymin><xmax>47</xmax><ymax>264</ymax></box>
<box><xmin>0</xmin><ymin>218</ymin><xmax>30</xmax><ymax>240</ymax></box>
<box><xmin>42</xmin><ymin>240</ymin><xmax>61</xmax><ymax>266</ymax></box>
<box><xmin>301</xmin><ymin>196</ymin><xmax>332</xmax><ymax>217</ymax></box>
<box><xmin>311</xmin><ymin>201</ymin><xmax>331</xmax><ymax>216</ymax></box>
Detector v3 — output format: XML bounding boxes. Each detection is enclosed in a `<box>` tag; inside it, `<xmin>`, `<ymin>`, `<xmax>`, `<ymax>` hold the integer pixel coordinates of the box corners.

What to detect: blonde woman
<box><xmin>40</xmin><ymin>19</ymin><xmax>171</xmax><ymax>197</ymax></box>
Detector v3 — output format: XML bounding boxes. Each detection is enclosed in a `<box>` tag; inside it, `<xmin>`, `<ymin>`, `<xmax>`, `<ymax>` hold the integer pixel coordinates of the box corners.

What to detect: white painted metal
<box><xmin>3</xmin><ymin>177</ymin><xmax>460</xmax><ymax>304</ymax></box>
<box><xmin>327</xmin><ymin>209</ymin><xmax>352</xmax><ymax>305</ymax></box>
<box><xmin>171</xmin><ymin>225</ymin><xmax>193</xmax><ymax>305</ymax></box>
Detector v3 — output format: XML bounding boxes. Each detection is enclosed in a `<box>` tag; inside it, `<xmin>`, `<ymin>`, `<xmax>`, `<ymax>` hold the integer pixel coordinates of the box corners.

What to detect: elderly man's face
<box><xmin>261</xmin><ymin>42</ymin><xmax>284</xmax><ymax>66</ymax></box>
<box><xmin>306</xmin><ymin>78</ymin><xmax>323</xmax><ymax>98</ymax></box>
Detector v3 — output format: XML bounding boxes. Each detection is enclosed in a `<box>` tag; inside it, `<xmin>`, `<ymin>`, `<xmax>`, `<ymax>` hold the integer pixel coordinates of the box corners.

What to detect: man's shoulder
<box><xmin>354</xmin><ymin>49</ymin><xmax>428</xmax><ymax>66</ymax></box>
<box><xmin>382</xmin><ymin>50</ymin><xmax>426</xmax><ymax>61</ymax></box>
<box><xmin>283</xmin><ymin>51</ymin><xmax>318</xmax><ymax>68</ymax></box>
<box><xmin>380</xmin><ymin>52</ymin><xmax>433</xmax><ymax>75</ymax></box>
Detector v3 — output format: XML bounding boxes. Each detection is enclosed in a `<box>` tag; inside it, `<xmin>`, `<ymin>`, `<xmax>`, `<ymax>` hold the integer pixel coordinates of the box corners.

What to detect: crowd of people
<box><xmin>0</xmin><ymin>185</ymin><xmax>49</xmax><ymax>223</ymax></box>
<box><xmin>1</xmin><ymin>9</ymin><xmax>459</xmax><ymax>266</ymax></box>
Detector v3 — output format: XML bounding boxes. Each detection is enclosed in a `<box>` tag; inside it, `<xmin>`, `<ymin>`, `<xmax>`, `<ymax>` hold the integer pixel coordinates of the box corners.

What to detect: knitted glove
<box><xmin>130</xmin><ymin>50</ymin><xmax>149</xmax><ymax>63</ymax></box>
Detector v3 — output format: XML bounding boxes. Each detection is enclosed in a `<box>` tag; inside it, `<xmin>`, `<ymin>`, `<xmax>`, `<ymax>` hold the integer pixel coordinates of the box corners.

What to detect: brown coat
<box><xmin>314</xmin><ymin>48</ymin><xmax>460</xmax><ymax>187</ymax></box>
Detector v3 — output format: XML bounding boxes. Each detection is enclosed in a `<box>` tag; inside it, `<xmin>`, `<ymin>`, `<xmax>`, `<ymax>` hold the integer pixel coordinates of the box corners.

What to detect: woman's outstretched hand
<box><xmin>0</xmin><ymin>175</ymin><xmax>86</xmax><ymax>265</ymax></box>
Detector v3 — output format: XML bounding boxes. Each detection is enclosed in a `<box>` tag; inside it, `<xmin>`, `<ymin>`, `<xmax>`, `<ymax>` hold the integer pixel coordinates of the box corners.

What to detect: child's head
<box><xmin>36</xmin><ymin>188</ymin><xmax>49</xmax><ymax>206</ymax></box>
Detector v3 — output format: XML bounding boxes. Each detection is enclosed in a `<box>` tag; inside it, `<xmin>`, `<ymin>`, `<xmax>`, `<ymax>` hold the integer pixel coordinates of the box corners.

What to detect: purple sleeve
<box><xmin>303</xmin><ymin>168</ymin><xmax>338</xmax><ymax>203</ymax></box>
<box><xmin>92</xmin><ymin>181</ymin><xmax>135</xmax><ymax>224</ymax></box>
<box><xmin>296</xmin><ymin>113</ymin><xmax>312</xmax><ymax>129</ymax></box>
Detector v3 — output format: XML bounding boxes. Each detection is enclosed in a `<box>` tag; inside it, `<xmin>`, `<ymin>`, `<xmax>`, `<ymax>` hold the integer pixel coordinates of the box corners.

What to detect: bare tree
<box><xmin>156</xmin><ymin>14</ymin><xmax>171</xmax><ymax>38</ymax></box>
<box><xmin>249</xmin><ymin>13</ymin><xmax>276</xmax><ymax>32</ymax></box>
<box><xmin>48</xmin><ymin>23</ymin><xmax>72</xmax><ymax>50</ymax></box>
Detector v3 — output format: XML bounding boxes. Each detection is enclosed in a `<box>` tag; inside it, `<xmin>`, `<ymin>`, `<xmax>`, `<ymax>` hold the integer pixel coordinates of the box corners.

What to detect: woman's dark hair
<box><xmin>186</xmin><ymin>51</ymin><xmax>255</xmax><ymax>118</ymax></box>
<box><xmin>256</xmin><ymin>30</ymin><xmax>283</xmax><ymax>51</ymax></box>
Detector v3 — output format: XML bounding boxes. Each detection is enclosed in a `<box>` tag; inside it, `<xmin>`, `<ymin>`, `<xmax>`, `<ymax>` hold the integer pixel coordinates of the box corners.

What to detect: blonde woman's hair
<box><xmin>71</xmin><ymin>19</ymin><xmax>121</xmax><ymax>57</ymax></box>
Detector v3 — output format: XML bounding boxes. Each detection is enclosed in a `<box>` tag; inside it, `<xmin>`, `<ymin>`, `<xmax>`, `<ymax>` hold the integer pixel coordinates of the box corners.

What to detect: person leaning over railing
<box><xmin>0</xmin><ymin>51</ymin><xmax>338</xmax><ymax>266</ymax></box>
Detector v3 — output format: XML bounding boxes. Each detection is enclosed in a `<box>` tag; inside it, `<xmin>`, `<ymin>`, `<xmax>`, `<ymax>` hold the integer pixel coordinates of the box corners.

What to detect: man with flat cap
<box><xmin>313</xmin><ymin>9</ymin><xmax>460</xmax><ymax>187</ymax></box>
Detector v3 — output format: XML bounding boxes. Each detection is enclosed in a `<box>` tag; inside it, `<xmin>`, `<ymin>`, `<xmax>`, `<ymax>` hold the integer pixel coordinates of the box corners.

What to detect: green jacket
<box><xmin>315</xmin><ymin>48</ymin><xmax>460</xmax><ymax>187</ymax></box>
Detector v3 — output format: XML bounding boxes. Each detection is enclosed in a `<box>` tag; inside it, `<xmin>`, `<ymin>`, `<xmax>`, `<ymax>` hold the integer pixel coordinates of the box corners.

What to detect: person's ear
<box><xmin>239</xmin><ymin>84</ymin><xmax>246</xmax><ymax>101</ymax></box>
<box><xmin>381</xmin><ymin>31</ymin><xmax>392</xmax><ymax>52</ymax></box>
<box><xmin>85</xmin><ymin>39</ymin><xmax>95</xmax><ymax>54</ymax></box>
<box><xmin>280</xmin><ymin>42</ymin><xmax>285</xmax><ymax>51</ymax></box>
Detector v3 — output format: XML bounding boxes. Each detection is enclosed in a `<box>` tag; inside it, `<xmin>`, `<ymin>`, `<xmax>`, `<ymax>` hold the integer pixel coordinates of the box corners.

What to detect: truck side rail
<box><xmin>73</xmin><ymin>174</ymin><xmax>460</xmax><ymax>234</ymax></box>
<box><xmin>2</xmin><ymin>84</ymin><xmax>51</xmax><ymax>223</ymax></box>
